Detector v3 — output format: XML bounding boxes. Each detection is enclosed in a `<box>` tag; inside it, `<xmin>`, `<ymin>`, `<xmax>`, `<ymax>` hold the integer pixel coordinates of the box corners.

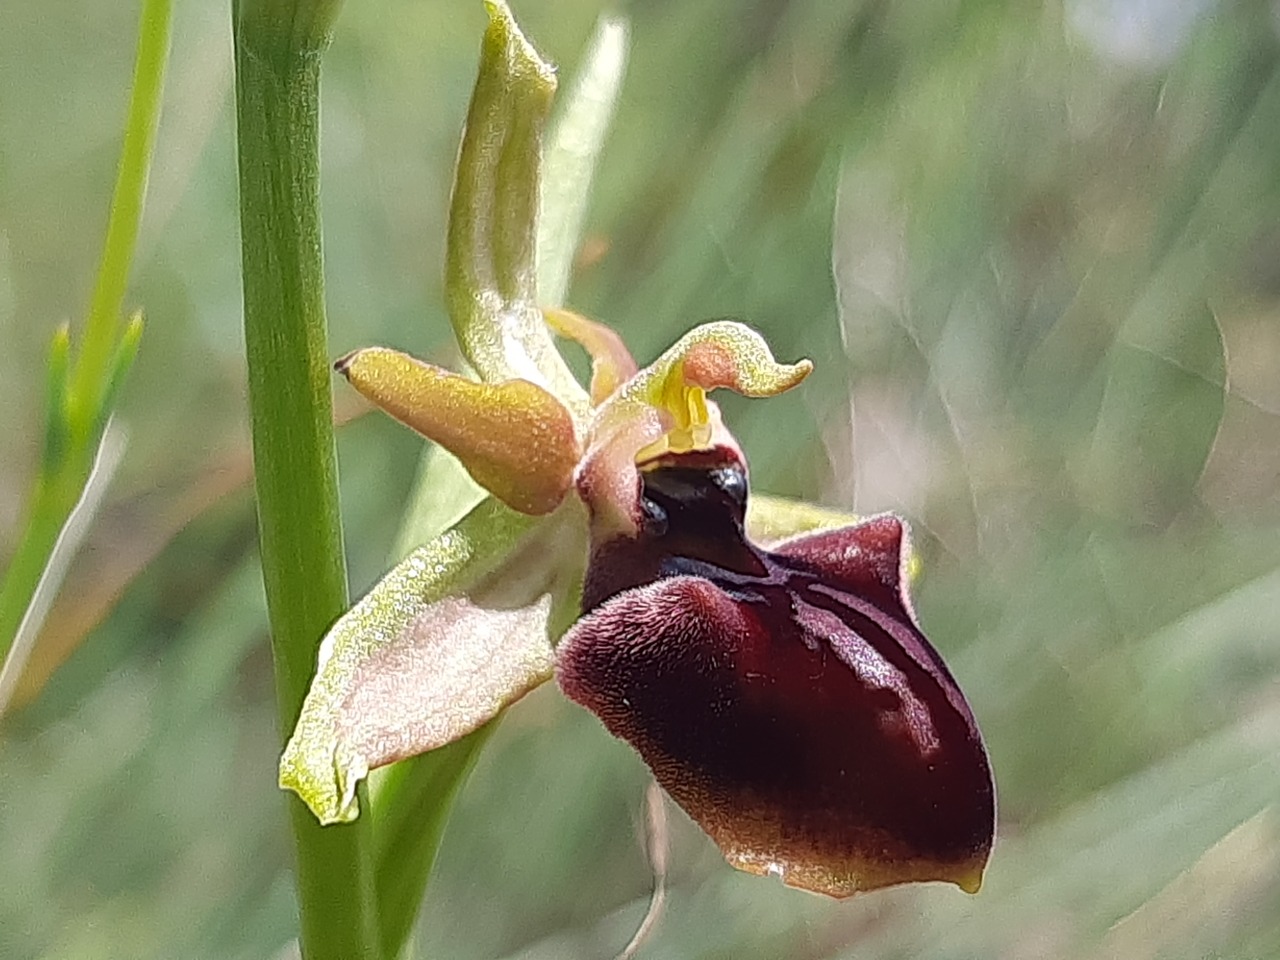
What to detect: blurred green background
<box><xmin>3</xmin><ymin>0</ymin><xmax>1280</xmax><ymax>957</ymax></box>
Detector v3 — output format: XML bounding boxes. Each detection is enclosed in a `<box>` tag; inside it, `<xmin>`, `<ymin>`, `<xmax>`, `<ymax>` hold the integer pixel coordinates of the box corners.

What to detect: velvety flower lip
<box><xmin>558</xmin><ymin>447</ymin><xmax>995</xmax><ymax>897</ymax></box>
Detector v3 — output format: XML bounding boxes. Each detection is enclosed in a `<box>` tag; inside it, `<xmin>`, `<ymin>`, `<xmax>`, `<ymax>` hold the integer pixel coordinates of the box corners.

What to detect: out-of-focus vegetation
<box><xmin>3</xmin><ymin>0</ymin><xmax>1280</xmax><ymax>957</ymax></box>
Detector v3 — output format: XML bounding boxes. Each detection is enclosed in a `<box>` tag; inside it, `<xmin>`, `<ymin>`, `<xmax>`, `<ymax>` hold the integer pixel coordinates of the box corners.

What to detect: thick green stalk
<box><xmin>231</xmin><ymin>7</ymin><xmax>381</xmax><ymax>959</ymax></box>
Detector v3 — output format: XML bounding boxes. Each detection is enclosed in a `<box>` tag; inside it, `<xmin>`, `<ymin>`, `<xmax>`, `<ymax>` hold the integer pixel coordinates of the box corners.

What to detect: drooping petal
<box><xmin>280</xmin><ymin>497</ymin><xmax>585</xmax><ymax>824</ymax></box>
<box><xmin>337</xmin><ymin>347</ymin><xmax>580</xmax><ymax>516</ymax></box>
<box><xmin>558</xmin><ymin>458</ymin><xmax>994</xmax><ymax>897</ymax></box>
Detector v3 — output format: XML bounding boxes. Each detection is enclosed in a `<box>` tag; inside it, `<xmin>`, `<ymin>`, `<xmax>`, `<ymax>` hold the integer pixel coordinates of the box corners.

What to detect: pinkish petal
<box><xmin>281</xmin><ymin>498</ymin><xmax>584</xmax><ymax>823</ymax></box>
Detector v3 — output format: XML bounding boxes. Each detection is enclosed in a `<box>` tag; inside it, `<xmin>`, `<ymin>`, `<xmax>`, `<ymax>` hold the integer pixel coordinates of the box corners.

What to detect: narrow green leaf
<box><xmin>537</xmin><ymin>14</ymin><xmax>629</xmax><ymax>307</ymax></box>
<box><xmin>92</xmin><ymin>311</ymin><xmax>144</xmax><ymax>441</ymax></box>
<box><xmin>0</xmin><ymin>424</ymin><xmax>126</xmax><ymax>715</ymax></box>
<box><xmin>1092</xmin><ymin>809</ymin><xmax>1278</xmax><ymax>960</ymax></box>
<box><xmin>1079</xmin><ymin>303</ymin><xmax>1226</xmax><ymax>525</ymax></box>
<box><xmin>445</xmin><ymin>0</ymin><xmax>589</xmax><ymax>416</ymax></box>
<box><xmin>69</xmin><ymin>0</ymin><xmax>170</xmax><ymax>434</ymax></box>
<box><xmin>370</xmin><ymin>724</ymin><xmax>496</xmax><ymax>955</ymax></box>
<box><xmin>0</xmin><ymin>0</ymin><xmax>167</xmax><ymax>673</ymax></box>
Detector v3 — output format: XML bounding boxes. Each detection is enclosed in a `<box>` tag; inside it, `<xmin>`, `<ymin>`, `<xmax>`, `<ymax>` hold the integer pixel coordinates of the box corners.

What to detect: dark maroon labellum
<box><xmin>558</xmin><ymin>451</ymin><xmax>995</xmax><ymax>896</ymax></box>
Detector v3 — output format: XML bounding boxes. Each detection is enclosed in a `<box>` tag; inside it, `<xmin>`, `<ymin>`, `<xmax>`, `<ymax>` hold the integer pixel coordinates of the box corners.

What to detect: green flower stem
<box><xmin>236</xmin><ymin>0</ymin><xmax>343</xmax><ymax>52</ymax></box>
<box><xmin>0</xmin><ymin>0</ymin><xmax>169</xmax><ymax>663</ymax></box>
<box><xmin>231</xmin><ymin>6</ymin><xmax>381</xmax><ymax>959</ymax></box>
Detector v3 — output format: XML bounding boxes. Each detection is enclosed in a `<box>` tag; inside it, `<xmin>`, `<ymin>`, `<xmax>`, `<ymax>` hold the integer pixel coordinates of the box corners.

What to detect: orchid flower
<box><xmin>279</xmin><ymin>0</ymin><xmax>994</xmax><ymax>899</ymax></box>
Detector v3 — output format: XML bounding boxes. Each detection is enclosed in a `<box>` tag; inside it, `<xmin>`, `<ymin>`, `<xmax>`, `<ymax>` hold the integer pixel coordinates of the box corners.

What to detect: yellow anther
<box><xmin>686</xmin><ymin>384</ymin><xmax>709</xmax><ymax>430</ymax></box>
<box><xmin>636</xmin><ymin>368</ymin><xmax>714</xmax><ymax>462</ymax></box>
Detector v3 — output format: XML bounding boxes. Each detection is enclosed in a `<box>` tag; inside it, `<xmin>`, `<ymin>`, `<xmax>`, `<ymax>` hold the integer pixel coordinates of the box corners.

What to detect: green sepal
<box><xmin>280</xmin><ymin>495</ymin><xmax>586</xmax><ymax>824</ymax></box>
<box><xmin>746</xmin><ymin>493</ymin><xmax>859</xmax><ymax>546</ymax></box>
<box><xmin>747</xmin><ymin>494</ymin><xmax>922</xmax><ymax>579</ymax></box>
<box><xmin>445</xmin><ymin>0</ymin><xmax>589</xmax><ymax>417</ymax></box>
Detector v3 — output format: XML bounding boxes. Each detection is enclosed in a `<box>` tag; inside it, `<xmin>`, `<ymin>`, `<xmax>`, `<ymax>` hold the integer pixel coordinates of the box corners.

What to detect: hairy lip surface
<box><xmin>559</xmin><ymin>457</ymin><xmax>995</xmax><ymax>896</ymax></box>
